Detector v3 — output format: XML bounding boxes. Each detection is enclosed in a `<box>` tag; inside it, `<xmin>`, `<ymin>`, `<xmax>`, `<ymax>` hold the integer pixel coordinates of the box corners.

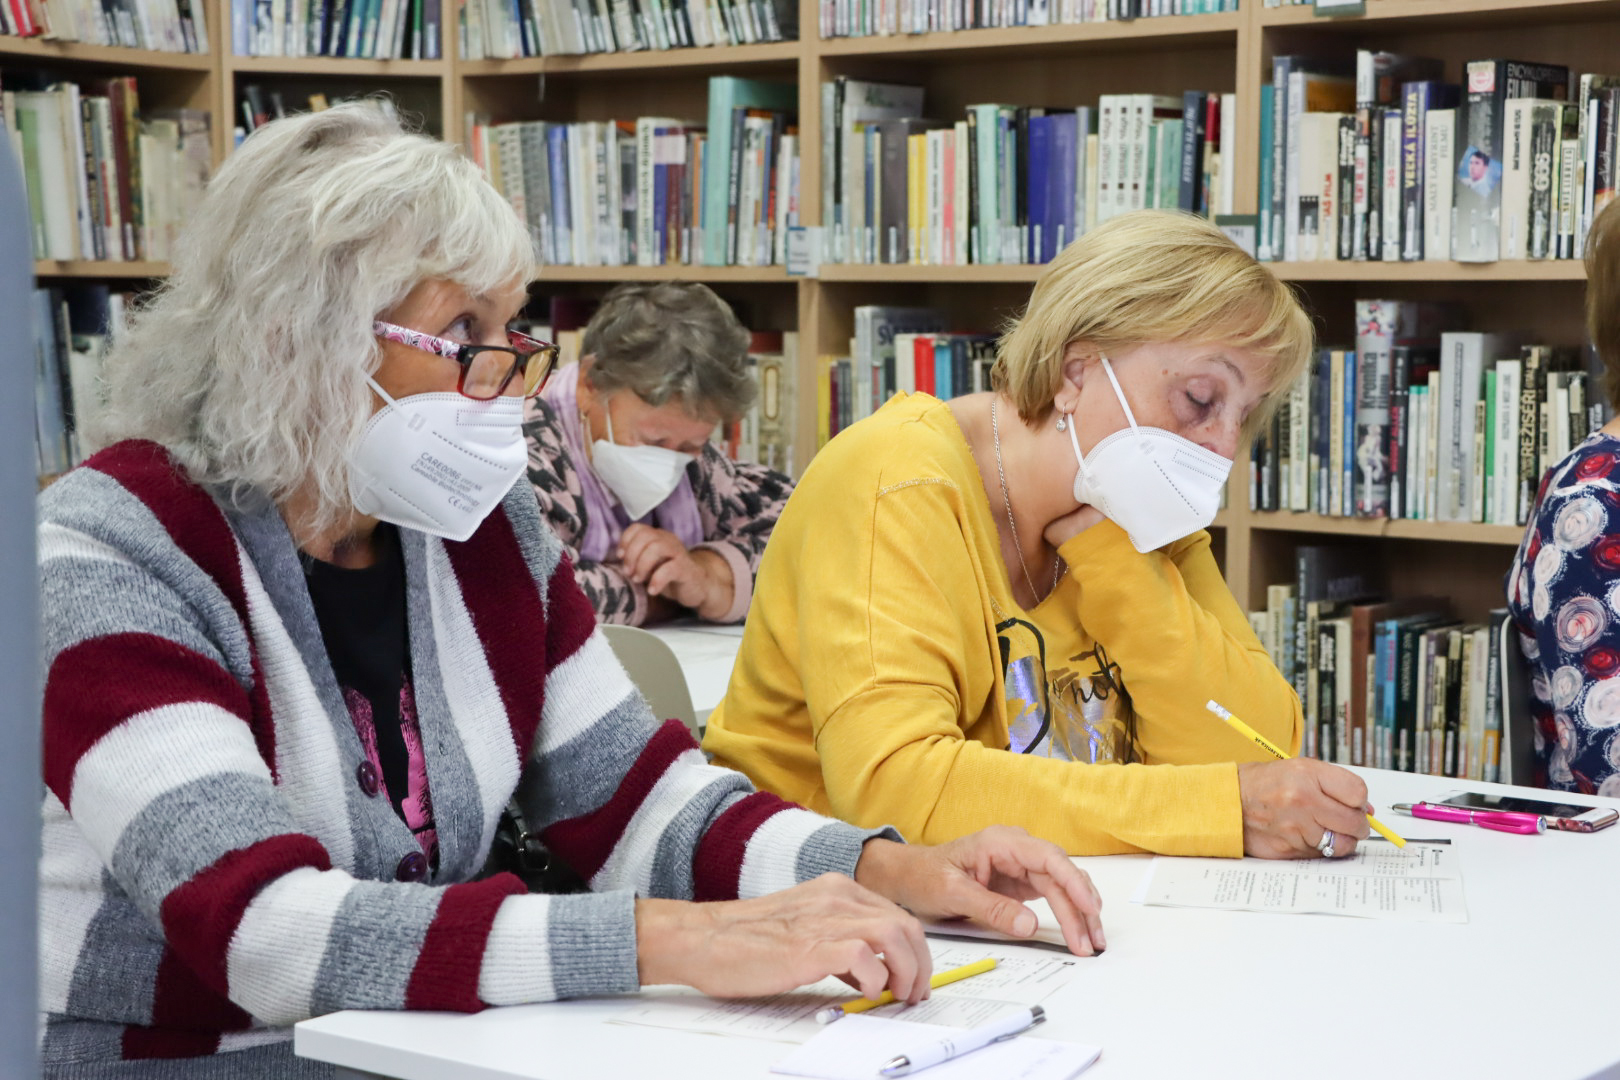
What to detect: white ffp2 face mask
<box><xmin>1068</xmin><ymin>356</ymin><xmax>1233</xmax><ymax>553</ymax></box>
<box><xmin>590</xmin><ymin>401</ymin><xmax>695</xmax><ymax>521</ymax></box>
<box><xmin>348</xmin><ymin>378</ymin><xmax>527</xmax><ymax>542</ymax></box>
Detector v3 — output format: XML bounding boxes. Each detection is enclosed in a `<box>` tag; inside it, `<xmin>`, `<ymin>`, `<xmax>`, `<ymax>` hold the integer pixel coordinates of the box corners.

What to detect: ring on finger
<box><xmin>1317</xmin><ymin>829</ymin><xmax>1336</xmax><ymax>859</ymax></box>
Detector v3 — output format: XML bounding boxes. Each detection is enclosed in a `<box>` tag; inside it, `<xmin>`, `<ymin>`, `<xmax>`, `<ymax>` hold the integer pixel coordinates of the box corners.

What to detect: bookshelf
<box><xmin>12</xmin><ymin>0</ymin><xmax>1614</xmax><ymax>631</ymax></box>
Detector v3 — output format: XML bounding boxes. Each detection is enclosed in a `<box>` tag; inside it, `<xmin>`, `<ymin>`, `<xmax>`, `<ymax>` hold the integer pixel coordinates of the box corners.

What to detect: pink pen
<box><xmin>1391</xmin><ymin>802</ymin><xmax>1546</xmax><ymax>835</ymax></box>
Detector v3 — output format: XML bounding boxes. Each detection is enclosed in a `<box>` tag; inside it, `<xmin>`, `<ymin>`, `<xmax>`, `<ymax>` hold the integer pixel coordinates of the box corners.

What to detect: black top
<box><xmin>301</xmin><ymin>525</ymin><xmax>415</xmax><ymax>824</ymax></box>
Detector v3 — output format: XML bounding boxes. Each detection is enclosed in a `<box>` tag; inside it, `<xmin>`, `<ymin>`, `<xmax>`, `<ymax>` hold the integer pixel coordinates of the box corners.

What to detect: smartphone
<box><xmin>1437</xmin><ymin>791</ymin><xmax>1620</xmax><ymax>833</ymax></box>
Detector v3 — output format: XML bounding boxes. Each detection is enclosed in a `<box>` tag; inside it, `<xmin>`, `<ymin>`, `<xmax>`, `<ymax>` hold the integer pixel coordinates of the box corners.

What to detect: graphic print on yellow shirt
<box><xmin>997</xmin><ymin>613</ymin><xmax>1136</xmax><ymax>764</ymax></box>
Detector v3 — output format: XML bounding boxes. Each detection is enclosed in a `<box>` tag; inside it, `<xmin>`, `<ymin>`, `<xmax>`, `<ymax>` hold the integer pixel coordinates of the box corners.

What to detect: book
<box><xmin>1453</xmin><ymin>59</ymin><xmax>1570</xmax><ymax>263</ymax></box>
<box><xmin>703</xmin><ymin>77</ymin><xmax>794</xmax><ymax>266</ymax></box>
<box><xmin>1436</xmin><ymin>332</ymin><xmax>1518</xmax><ymax>522</ymax></box>
<box><xmin>1422</xmin><ymin>107</ymin><xmax>1456</xmax><ymax>263</ymax></box>
<box><xmin>1398</xmin><ymin>80</ymin><xmax>1459</xmax><ymax>260</ymax></box>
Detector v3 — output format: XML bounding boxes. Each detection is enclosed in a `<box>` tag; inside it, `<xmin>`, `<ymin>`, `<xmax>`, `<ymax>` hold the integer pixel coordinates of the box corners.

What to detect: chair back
<box><xmin>1497</xmin><ymin>615</ymin><xmax>1538</xmax><ymax>786</ymax></box>
<box><xmin>601</xmin><ymin>624</ymin><xmax>700</xmax><ymax>738</ymax></box>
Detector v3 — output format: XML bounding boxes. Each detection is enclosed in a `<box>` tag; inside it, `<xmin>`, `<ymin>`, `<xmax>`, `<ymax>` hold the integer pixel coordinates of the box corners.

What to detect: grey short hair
<box><xmin>581</xmin><ymin>282</ymin><xmax>756</xmax><ymax>423</ymax></box>
<box><xmin>94</xmin><ymin>101</ymin><xmax>531</xmax><ymax>531</ymax></box>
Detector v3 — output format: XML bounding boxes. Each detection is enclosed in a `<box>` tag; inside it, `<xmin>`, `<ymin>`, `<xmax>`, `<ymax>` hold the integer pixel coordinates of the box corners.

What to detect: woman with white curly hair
<box><xmin>37</xmin><ymin>103</ymin><xmax>1104</xmax><ymax>1079</ymax></box>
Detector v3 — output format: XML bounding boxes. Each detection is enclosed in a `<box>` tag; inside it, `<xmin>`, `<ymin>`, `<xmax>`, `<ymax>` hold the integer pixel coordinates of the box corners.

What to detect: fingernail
<box><xmin>1014</xmin><ymin>910</ymin><xmax>1036</xmax><ymax>936</ymax></box>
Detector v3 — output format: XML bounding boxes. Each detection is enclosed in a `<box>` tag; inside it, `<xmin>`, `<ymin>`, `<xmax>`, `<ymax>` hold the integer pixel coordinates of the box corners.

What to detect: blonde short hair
<box><xmin>994</xmin><ymin>211</ymin><xmax>1313</xmax><ymax>432</ymax></box>
<box><xmin>95</xmin><ymin>101</ymin><xmax>531</xmax><ymax>532</ymax></box>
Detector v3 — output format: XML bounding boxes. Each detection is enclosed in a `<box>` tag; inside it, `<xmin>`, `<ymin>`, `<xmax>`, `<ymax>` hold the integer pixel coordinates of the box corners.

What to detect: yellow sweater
<box><xmin>703</xmin><ymin>393</ymin><xmax>1303</xmax><ymax>856</ymax></box>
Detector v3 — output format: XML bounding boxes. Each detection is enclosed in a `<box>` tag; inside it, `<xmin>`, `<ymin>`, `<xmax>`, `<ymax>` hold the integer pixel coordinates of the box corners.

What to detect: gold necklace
<box><xmin>991</xmin><ymin>397</ymin><xmax>1062</xmax><ymax>605</ymax></box>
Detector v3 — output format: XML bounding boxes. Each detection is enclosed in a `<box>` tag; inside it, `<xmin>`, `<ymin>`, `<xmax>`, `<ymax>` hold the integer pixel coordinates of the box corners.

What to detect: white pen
<box><xmin>877</xmin><ymin>1005</ymin><xmax>1046</xmax><ymax>1077</ymax></box>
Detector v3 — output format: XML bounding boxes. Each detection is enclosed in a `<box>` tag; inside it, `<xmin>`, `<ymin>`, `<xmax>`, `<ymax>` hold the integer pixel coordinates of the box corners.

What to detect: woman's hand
<box><xmin>1043</xmin><ymin>504</ymin><xmax>1106</xmax><ymax>549</ymax></box>
<box><xmin>617</xmin><ymin>524</ymin><xmax>734</xmax><ymax>620</ymax></box>
<box><xmin>1236</xmin><ymin>759</ymin><xmax>1373</xmax><ymax>859</ymax></box>
<box><xmin>635</xmin><ymin>875</ymin><xmax>933</xmax><ymax>1003</ymax></box>
<box><xmin>853</xmin><ymin>828</ymin><xmax>1106</xmax><ymax>958</ymax></box>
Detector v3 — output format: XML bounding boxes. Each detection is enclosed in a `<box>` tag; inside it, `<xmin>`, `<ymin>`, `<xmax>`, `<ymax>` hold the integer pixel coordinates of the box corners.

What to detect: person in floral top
<box><xmin>1507</xmin><ymin>199</ymin><xmax>1620</xmax><ymax>795</ymax></box>
<box><xmin>524</xmin><ymin>283</ymin><xmax>792</xmax><ymax>626</ymax></box>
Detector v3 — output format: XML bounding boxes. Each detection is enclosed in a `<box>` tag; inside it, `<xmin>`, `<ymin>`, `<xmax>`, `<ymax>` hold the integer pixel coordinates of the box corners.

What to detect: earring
<box><xmin>1056</xmin><ymin>413</ymin><xmax>1069</xmax><ymax>433</ymax></box>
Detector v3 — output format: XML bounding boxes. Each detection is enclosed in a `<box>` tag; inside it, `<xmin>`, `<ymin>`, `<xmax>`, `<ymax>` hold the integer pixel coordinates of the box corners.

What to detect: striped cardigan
<box><xmin>39</xmin><ymin>440</ymin><xmax>884</xmax><ymax>1079</ymax></box>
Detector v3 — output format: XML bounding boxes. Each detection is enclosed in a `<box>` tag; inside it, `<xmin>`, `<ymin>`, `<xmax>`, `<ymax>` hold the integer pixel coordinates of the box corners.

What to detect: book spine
<box><xmin>1269</xmin><ymin>57</ymin><xmax>1291</xmax><ymax>260</ymax></box>
<box><xmin>1423</xmin><ymin>109</ymin><xmax>1455</xmax><ymax>262</ymax></box>
<box><xmin>1400</xmin><ymin>82</ymin><xmax>1423</xmax><ymax>260</ymax></box>
<box><xmin>1380</xmin><ymin>107</ymin><xmax>1402</xmax><ymax>261</ymax></box>
<box><xmin>1501</xmin><ymin>99</ymin><xmax>1534</xmax><ymax>260</ymax></box>
<box><xmin>1353</xmin><ymin>301</ymin><xmax>1396</xmax><ymax>517</ymax></box>
<box><xmin>1178</xmin><ymin>90</ymin><xmax>1204</xmax><ymax>215</ymax></box>
<box><xmin>1259</xmin><ymin>84</ymin><xmax>1276</xmax><ymax>261</ymax></box>
<box><xmin>1337</xmin><ymin>115</ymin><xmax>1355</xmax><ymax>260</ymax></box>
<box><xmin>1527</xmin><ymin>102</ymin><xmax>1557</xmax><ymax>259</ymax></box>
<box><xmin>1455</xmin><ymin>60</ymin><xmax>1505</xmax><ymax>263</ymax></box>
<box><xmin>1518</xmin><ymin>346</ymin><xmax>1548</xmax><ymax>521</ymax></box>
<box><xmin>1389</xmin><ymin>346</ymin><xmax>1411</xmax><ymax>518</ymax></box>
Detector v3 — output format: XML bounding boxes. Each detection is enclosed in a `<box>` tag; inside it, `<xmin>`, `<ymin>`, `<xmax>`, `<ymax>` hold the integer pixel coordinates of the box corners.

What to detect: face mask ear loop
<box><xmin>1098</xmin><ymin>355</ymin><xmax>1141</xmax><ymax>431</ymax></box>
<box><xmin>1067</xmin><ymin>413</ymin><xmax>1090</xmax><ymax>480</ymax></box>
<box><xmin>366</xmin><ymin>376</ymin><xmax>404</xmax><ymax>411</ymax></box>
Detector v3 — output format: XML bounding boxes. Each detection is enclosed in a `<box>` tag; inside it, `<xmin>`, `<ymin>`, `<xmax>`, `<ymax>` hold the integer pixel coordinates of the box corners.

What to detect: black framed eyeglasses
<box><xmin>373</xmin><ymin>320</ymin><xmax>561</xmax><ymax>401</ymax></box>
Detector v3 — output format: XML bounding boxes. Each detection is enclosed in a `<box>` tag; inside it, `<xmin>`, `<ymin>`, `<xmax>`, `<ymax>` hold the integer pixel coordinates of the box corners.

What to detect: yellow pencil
<box><xmin>1205</xmin><ymin>700</ymin><xmax>1407</xmax><ymax>849</ymax></box>
<box><xmin>813</xmin><ymin>958</ymin><xmax>998</xmax><ymax>1023</ymax></box>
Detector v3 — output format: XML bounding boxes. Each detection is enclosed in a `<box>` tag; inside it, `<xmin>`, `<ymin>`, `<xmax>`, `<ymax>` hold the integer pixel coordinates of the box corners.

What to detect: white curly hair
<box><xmin>95</xmin><ymin>101</ymin><xmax>532</xmax><ymax>531</ymax></box>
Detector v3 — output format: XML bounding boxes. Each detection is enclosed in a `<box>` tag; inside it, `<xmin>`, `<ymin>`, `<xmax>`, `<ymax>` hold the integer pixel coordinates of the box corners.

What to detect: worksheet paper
<box><xmin>610</xmin><ymin>942</ymin><xmax>1086</xmax><ymax>1044</ymax></box>
<box><xmin>770</xmin><ymin>1014</ymin><xmax>1102</xmax><ymax>1080</ymax></box>
<box><xmin>1140</xmin><ymin>842</ymin><xmax>1467</xmax><ymax>923</ymax></box>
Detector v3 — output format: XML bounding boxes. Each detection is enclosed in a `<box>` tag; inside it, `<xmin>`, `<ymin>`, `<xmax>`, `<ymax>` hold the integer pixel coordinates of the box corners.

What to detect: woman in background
<box><xmin>705</xmin><ymin>212</ymin><xmax>1376</xmax><ymax>861</ymax></box>
<box><xmin>1508</xmin><ymin>198</ymin><xmax>1620</xmax><ymax>796</ymax></box>
<box><xmin>524</xmin><ymin>282</ymin><xmax>792</xmax><ymax>626</ymax></box>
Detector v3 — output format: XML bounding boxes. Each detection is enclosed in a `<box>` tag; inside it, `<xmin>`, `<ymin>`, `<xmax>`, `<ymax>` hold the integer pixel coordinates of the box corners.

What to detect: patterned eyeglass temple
<box><xmin>372</xmin><ymin>321</ymin><xmax>477</xmax><ymax>361</ymax></box>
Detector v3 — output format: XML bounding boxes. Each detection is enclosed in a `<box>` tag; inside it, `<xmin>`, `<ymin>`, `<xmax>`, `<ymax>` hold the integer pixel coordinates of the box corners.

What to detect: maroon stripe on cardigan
<box><xmin>85</xmin><ymin>440</ymin><xmax>278</xmax><ymax>773</ymax></box>
<box><xmin>121</xmin><ymin>1025</ymin><xmax>220</xmax><ymax>1060</ymax></box>
<box><xmin>43</xmin><ymin>633</ymin><xmax>254</xmax><ymax>810</ymax></box>
<box><xmin>543</xmin><ymin>554</ymin><xmax>597</xmax><ymax>677</ymax></box>
<box><xmin>149</xmin><ymin>946</ymin><xmax>253</xmax><ymax>1034</ymax></box>
<box><xmin>159</xmin><ymin>834</ymin><xmax>333</xmax><ymax>997</ymax></box>
<box><xmin>443</xmin><ymin>505</ymin><xmax>550</xmax><ymax>761</ymax></box>
<box><xmin>404</xmin><ymin>874</ymin><xmax>528</xmax><ymax>1012</ymax></box>
<box><xmin>541</xmin><ymin>720</ymin><xmax>698</xmax><ymax>882</ymax></box>
<box><xmin>692</xmin><ymin>791</ymin><xmax>800</xmax><ymax>902</ymax></box>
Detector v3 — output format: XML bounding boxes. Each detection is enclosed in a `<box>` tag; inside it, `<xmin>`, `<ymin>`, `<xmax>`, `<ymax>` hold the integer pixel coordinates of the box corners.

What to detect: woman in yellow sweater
<box><xmin>704</xmin><ymin>211</ymin><xmax>1374</xmax><ymax>860</ymax></box>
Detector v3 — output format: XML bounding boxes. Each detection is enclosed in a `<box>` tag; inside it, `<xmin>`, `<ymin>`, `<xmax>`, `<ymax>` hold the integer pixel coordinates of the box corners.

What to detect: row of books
<box><xmin>458</xmin><ymin>0</ymin><xmax>793</xmax><ymax>58</ymax></box>
<box><xmin>1261</xmin><ymin>51</ymin><xmax>1620</xmax><ymax>264</ymax></box>
<box><xmin>822</xmin><ymin>78</ymin><xmax>1237</xmax><ymax>266</ymax></box>
<box><xmin>814</xmin><ymin>305</ymin><xmax>995</xmax><ymax>444</ymax></box>
<box><xmin>235</xmin><ymin>85</ymin><xmax>397</xmax><ymax>139</ymax></box>
<box><xmin>520</xmin><ymin>295</ymin><xmax>796</xmax><ymax>473</ymax></box>
<box><xmin>1</xmin><ymin>0</ymin><xmax>208</xmax><ymax>51</ymax></box>
<box><xmin>228</xmin><ymin>0</ymin><xmax>441</xmax><ymax>58</ymax></box>
<box><xmin>33</xmin><ymin>285</ymin><xmax>125</xmax><ymax>479</ymax></box>
<box><xmin>1250</xmin><ymin>301</ymin><xmax>1612</xmax><ymax>526</ymax></box>
<box><xmin>1251</xmin><ymin>547</ymin><xmax>1507</xmax><ymax>781</ymax></box>
<box><xmin>819</xmin><ymin>0</ymin><xmax>1237</xmax><ymax>39</ymax></box>
<box><xmin>470</xmin><ymin>77</ymin><xmax>798</xmax><ymax>267</ymax></box>
<box><xmin>2</xmin><ymin>75</ymin><xmax>210</xmax><ymax>263</ymax></box>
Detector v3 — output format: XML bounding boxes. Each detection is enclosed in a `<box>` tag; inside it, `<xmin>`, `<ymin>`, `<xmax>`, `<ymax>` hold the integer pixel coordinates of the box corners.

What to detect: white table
<box><xmin>646</xmin><ymin>621</ymin><xmax>744</xmax><ymax>725</ymax></box>
<box><xmin>296</xmin><ymin>769</ymin><xmax>1620</xmax><ymax>1080</ymax></box>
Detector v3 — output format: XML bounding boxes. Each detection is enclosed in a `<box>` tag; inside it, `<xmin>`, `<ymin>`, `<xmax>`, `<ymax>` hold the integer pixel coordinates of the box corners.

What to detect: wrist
<box><xmin>852</xmin><ymin>838</ymin><xmax>912</xmax><ymax>902</ymax></box>
<box><xmin>688</xmin><ymin>549</ymin><xmax>735</xmax><ymax>621</ymax></box>
<box><xmin>634</xmin><ymin>898</ymin><xmax>710</xmax><ymax>987</ymax></box>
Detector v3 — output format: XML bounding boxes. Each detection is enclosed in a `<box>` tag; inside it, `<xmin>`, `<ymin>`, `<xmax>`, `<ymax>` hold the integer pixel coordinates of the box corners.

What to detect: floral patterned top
<box><xmin>1507</xmin><ymin>432</ymin><xmax>1620</xmax><ymax>797</ymax></box>
<box><xmin>523</xmin><ymin>396</ymin><xmax>795</xmax><ymax>626</ymax></box>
